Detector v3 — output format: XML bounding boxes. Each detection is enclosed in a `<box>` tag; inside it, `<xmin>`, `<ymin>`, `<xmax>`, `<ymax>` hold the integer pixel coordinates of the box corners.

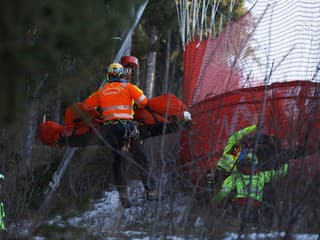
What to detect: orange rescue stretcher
<box><xmin>39</xmin><ymin>93</ymin><xmax>190</xmax><ymax>147</ymax></box>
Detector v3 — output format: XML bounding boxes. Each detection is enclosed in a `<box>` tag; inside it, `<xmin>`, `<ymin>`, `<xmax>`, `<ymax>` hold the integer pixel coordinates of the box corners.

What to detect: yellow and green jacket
<box><xmin>0</xmin><ymin>202</ymin><xmax>5</xmax><ymax>231</ymax></box>
<box><xmin>214</xmin><ymin>163</ymin><xmax>288</xmax><ymax>203</ymax></box>
<box><xmin>217</xmin><ymin>124</ymin><xmax>257</xmax><ymax>173</ymax></box>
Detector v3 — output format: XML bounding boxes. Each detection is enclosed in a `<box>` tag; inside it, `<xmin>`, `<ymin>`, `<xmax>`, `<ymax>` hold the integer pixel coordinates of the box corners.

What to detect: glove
<box><xmin>183</xmin><ymin>111</ymin><xmax>192</xmax><ymax>121</ymax></box>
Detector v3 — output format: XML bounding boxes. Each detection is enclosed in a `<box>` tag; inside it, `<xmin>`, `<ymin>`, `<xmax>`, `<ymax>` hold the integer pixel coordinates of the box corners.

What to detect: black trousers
<box><xmin>100</xmin><ymin>121</ymin><xmax>155</xmax><ymax>193</ymax></box>
<box><xmin>58</xmin><ymin>120</ymin><xmax>155</xmax><ymax>192</ymax></box>
<box><xmin>213</xmin><ymin>167</ymin><xmax>230</xmax><ymax>194</ymax></box>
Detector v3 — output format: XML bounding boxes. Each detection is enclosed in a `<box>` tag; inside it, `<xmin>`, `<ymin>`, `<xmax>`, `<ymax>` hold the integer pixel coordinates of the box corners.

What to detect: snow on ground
<box><xmin>12</xmin><ymin>180</ymin><xmax>319</xmax><ymax>239</ymax></box>
<box><xmin>224</xmin><ymin>232</ymin><xmax>319</xmax><ymax>240</ymax></box>
<box><xmin>65</xmin><ymin>181</ymin><xmax>319</xmax><ymax>240</ymax></box>
<box><xmin>67</xmin><ymin>180</ymin><xmax>188</xmax><ymax>235</ymax></box>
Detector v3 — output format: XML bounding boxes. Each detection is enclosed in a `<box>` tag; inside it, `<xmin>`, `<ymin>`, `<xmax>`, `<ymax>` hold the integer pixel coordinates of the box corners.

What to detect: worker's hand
<box><xmin>183</xmin><ymin>111</ymin><xmax>192</xmax><ymax>121</ymax></box>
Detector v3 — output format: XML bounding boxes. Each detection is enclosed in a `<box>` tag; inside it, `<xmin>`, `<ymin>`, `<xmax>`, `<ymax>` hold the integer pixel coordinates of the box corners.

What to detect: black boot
<box><xmin>118</xmin><ymin>186</ymin><xmax>131</xmax><ymax>208</ymax></box>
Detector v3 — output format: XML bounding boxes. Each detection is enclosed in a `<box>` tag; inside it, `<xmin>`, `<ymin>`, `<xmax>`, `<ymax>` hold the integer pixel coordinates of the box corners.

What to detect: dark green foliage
<box><xmin>141</xmin><ymin>0</ymin><xmax>177</xmax><ymax>38</ymax></box>
<box><xmin>0</xmin><ymin>0</ymin><xmax>138</xmax><ymax>126</ymax></box>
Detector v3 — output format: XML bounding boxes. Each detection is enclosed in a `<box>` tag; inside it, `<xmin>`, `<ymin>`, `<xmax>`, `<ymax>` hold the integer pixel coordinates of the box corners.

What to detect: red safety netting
<box><xmin>180</xmin><ymin>1</ymin><xmax>320</xmax><ymax>183</ymax></box>
<box><xmin>180</xmin><ymin>81</ymin><xmax>320</xmax><ymax>182</ymax></box>
<box><xmin>182</xmin><ymin>38</ymin><xmax>208</xmax><ymax>106</ymax></box>
<box><xmin>182</xmin><ymin>10</ymin><xmax>255</xmax><ymax>106</ymax></box>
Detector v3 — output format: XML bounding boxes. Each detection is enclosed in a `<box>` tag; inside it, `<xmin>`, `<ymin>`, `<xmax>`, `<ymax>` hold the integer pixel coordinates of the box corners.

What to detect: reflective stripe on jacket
<box><xmin>214</xmin><ymin>163</ymin><xmax>288</xmax><ymax>203</ymax></box>
<box><xmin>84</xmin><ymin>82</ymin><xmax>147</xmax><ymax>121</ymax></box>
<box><xmin>217</xmin><ymin>124</ymin><xmax>257</xmax><ymax>172</ymax></box>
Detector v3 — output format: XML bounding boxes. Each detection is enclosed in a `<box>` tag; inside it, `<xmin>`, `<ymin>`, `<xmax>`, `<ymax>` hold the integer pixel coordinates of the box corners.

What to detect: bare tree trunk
<box><xmin>22</xmin><ymin>74</ymin><xmax>47</xmax><ymax>169</ymax></box>
<box><xmin>24</xmin><ymin>99</ymin><xmax>38</xmax><ymax>168</ymax></box>
<box><xmin>145</xmin><ymin>26</ymin><xmax>158</xmax><ymax>98</ymax></box>
<box><xmin>163</xmin><ymin>28</ymin><xmax>172</xmax><ymax>94</ymax></box>
<box><xmin>0</xmin><ymin>129</ymin><xmax>8</xmax><ymax>171</ymax></box>
<box><xmin>52</xmin><ymin>89</ymin><xmax>61</xmax><ymax>123</ymax></box>
<box><xmin>170</xmin><ymin>39</ymin><xmax>181</xmax><ymax>97</ymax></box>
<box><xmin>145</xmin><ymin>52</ymin><xmax>156</xmax><ymax>98</ymax></box>
<box><xmin>170</xmin><ymin>58</ymin><xmax>178</xmax><ymax>96</ymax></box>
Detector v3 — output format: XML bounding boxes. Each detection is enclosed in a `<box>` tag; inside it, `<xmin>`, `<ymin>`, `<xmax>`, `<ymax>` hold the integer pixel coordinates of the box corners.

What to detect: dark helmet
<box><xmin>247</xmin><ymin>133</ymin><xmax>275</xmax><ymax>149</ymax></box>
<box><xmin>237</xmin><ymin>152</ymin><xmax>258</xmax><ymax>173</ymax></box>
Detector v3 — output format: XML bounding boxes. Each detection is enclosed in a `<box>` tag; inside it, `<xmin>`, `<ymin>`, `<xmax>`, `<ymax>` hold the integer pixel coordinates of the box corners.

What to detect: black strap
<box><xmin>145</xmin><ymin>105</ymin><xmax>161</xmax><ymax>124</ymax></box>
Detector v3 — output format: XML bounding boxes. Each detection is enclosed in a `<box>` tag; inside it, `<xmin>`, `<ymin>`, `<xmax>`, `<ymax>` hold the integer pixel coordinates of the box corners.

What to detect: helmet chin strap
<box><xmin>109</xmin><ymin>77</ymin><xmax>127</xmax><ymax>83</ymax></box>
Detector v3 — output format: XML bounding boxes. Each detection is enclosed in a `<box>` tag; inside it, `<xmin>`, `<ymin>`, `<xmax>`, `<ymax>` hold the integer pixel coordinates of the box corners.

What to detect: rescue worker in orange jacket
<box><xmin>82</xmin><ymin>62</ymin><xmax>156</xmax><ymax>208</ymax></box>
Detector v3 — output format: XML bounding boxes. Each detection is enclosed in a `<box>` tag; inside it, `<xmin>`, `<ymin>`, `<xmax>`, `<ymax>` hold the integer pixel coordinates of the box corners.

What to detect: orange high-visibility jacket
<box><xmin>83</xmin><ymin>82</ymin><xmax>147</xmax><ymax>121</ymax></box>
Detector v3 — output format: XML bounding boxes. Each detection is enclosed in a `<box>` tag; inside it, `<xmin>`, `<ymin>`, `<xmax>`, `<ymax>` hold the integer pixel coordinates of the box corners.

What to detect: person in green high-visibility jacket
<box><xmin>0</xmin><ymin>173</ymin><xmax>6</xmax><ymax>232</ymax></box>
<box><xmin>0</xmin><ymin>202</ymin><xmax>5</xmax><ymax>230</ymax></box>
<box><xmin>213</xmin><ymin>154</ymin><xmax>289</xmax><ymax>208</ymax></box>
<box><xmin>210</xmin><ymin>125</ymin><xmax>258</xmax><ymax>192</ymax></box>
<box><xmin>217</xmin><ymin>124</ymin><xmax>258</xmax><ymax>173</ymax></box>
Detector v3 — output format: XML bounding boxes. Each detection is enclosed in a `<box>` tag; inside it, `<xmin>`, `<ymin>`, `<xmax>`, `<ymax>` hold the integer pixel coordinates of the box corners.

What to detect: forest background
<box><xmin>4</xmin><ymin>0</ymin><xmax>315</xmax><ymax>239</ymax></box>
